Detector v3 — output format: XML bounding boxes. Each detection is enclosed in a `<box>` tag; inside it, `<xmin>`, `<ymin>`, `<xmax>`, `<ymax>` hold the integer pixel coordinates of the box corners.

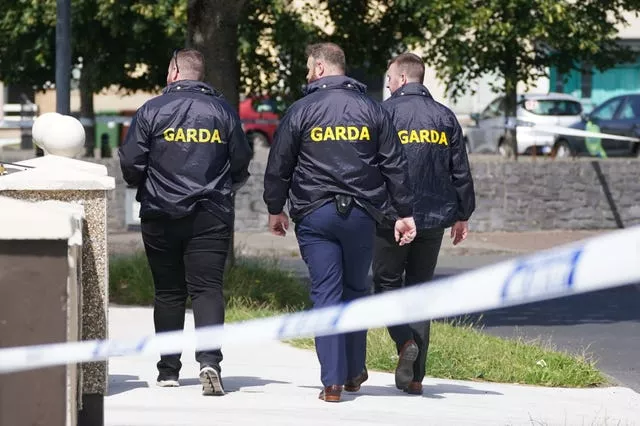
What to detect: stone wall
<box><xmin>468</xmin><ymin>159</ymin><xmax>640</xmax><ymax>231</ymax></box>
<box><xmin>99</xmin><ymin>156</ymin><xmax>640</xmax><ymax>233</ymax></box>
<box><xmin>101</xmin><ymin>159</ymin><xmax>127</xmax><ymax>232</ymax></box>
<box><xmin>100</xmin><ymin>156</ymin><xmax>271</xmax><ymax>233</ymax></box>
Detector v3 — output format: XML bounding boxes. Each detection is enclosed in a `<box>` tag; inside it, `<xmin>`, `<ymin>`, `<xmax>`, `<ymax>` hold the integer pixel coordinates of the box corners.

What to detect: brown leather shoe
<box><xmin>318</xmin><ymin>385</ymin><xmax>342</xmax><ymax>402</ymax></box>
<box><xmin>395</xmin><ymin>340</ymin><xmax>419</xmax><ymax>390</ymax></box>
<box><xmin>403</xmin><ymin>381</ymin><xmax>423</xmax><ymax>395</ymax></box>
<box><xmin>344</xmin><ymin>368</ymin><xmax>368</xmax><ymax>392</ymax></box>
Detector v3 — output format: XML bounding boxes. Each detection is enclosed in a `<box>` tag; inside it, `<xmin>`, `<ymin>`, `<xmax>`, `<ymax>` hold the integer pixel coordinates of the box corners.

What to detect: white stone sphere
<box><xmin>32</xmin><ymin>112</ymin><xmax>61</xmax><ymax>150</ymax></box>
<box><xmin>32</xmin><ymin>113</ymin><xmax>86</xmax><ymax>157</ymax></box>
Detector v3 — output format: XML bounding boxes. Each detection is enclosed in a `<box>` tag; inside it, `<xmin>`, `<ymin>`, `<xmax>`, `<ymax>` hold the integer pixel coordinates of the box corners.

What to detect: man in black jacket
<box><xmin>263</xmin><ymin>42</ymin><xmax>417</xmax><ymax>402</ymax></box>
<box><xmin>374</xmin><ymin>52</ymin><xmax>476</xmax><ymax>395</ymax></box>
<box><xmin>118</xmin><ymin>48</ymin><xmax>252</xmax><ymax>396</ymax></box>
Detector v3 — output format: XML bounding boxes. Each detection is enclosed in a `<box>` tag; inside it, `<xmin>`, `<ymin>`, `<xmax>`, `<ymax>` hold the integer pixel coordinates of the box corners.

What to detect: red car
<box><xmin>239</xmin><ymin>97</ymin><xmax>283</xmax><ymax>147</ymax></box>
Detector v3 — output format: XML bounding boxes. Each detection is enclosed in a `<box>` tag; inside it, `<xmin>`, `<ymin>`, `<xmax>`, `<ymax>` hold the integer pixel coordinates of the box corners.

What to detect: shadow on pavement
<box><xmin>179</xmin><ymin>376</ymin><xmax>290</xmax><ymax>392</ymax></box>
<box><xmin>107</xmin><ymin>374</ymin><xmax>149</xmax><ymax>396</ymax></box>
<box><xmin>299</xmin><ymin>382</ymin><xmax>502</xmax><ymax>400</ymax></box>
<box><xmin>358</xmin><ymin>382</ymin><xmax>503</xmax><ymax>400</ymax></box>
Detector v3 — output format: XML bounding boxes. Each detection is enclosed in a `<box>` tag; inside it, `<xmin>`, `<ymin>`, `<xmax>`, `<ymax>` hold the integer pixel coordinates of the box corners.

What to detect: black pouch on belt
<box><xmin>334</xmin><ymin>194</ymin><xmax>354</xmax><ymax>217</ymax></box>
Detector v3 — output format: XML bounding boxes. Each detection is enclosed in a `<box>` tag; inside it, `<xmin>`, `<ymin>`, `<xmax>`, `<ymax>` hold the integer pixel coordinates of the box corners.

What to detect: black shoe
<box><xmin>344</xmin><ymin>368</ymin><xmax>369</xmax><ymax>392</ymax></box>
<box><xmin>403</xmin><ymin>381</ymin><xmax>423</xmax><ymax>395</ymax></box>
<box><xmin>199</xmin><ymin>365</ymin><xmax>225</xmax><ymax>396</ymax></box>
<box><xmin>395</xmin><ymin>340</ymin><xmax>419</xmax><ymax>390</ymax></box>
<box><xmin>156</xmin><ymin>372</ymin><xmax>179</xmax><ymax>387</ymax></box>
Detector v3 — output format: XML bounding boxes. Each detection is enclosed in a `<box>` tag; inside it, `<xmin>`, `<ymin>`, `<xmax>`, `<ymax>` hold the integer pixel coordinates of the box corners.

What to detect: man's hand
<box><xmin>450</xmin><ymin>221</ymin><xmax>468</xmax><ymax>245</ymax></box>
<box><xmin>269</xmin><ymin>213</ymin><xmax>289</xmax><ymax>237</ymax></box>
<box><xmin>394</xmin><ymin>217</ymin><xmax>416</xmax><ymax>246</ymax></box>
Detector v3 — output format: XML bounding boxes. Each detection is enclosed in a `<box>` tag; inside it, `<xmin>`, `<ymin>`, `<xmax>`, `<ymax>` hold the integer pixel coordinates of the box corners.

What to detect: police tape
<box><xmin>1</xmin><ymin>226</ymin><xmax>639</xmax><ymax>374</ymax></box>
<box><xmin>529</xmin><ymin>124</ymin><xmax>640</xmax><ymax>142</ymax></box>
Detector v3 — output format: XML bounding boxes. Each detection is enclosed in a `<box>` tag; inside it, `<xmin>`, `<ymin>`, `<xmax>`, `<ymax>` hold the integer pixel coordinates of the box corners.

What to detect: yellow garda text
<box><xmin>163</xmin><ymin>128</ymin><xmax>223</xmax><ymax>143</ymax></box>
<box><xmin>397</xmin><ymin>129</ymin><xmax>448</xmax><ymax>146</ymax></box>
<box><xmin>310</xmin><ymin>126</ymin><xmax>371</xmax><ymax>142</ymax></box>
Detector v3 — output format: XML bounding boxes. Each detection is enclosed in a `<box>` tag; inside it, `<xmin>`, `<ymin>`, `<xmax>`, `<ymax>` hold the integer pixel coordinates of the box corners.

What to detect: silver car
<box><xmin>464</xmin><ymin>93</ymin><xmax>583</xmax><ymax>156</ymax></box>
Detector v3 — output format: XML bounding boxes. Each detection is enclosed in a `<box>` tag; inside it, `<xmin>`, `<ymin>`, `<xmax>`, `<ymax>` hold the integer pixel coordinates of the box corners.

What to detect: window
<box><xmin>251</xmin><ymin>98</ymin><xmax>287</xmax><ymax>115</ymax></box>
<box><xmin>521</xmin><ymin>99</ymin><xmax>582</xmax><ymax>116</ymax></box>
<box><xmin>616</xmin><ymin>96</ymin><xmax>640</xmax><ymax>120</ymax></box>
<box><xmin>481</xmin><ymin>97</ymin><xmax>504</xmax><ymax>119</ymax></box>
<box><xmin>581</xmin><ymin>67</ymin><xmax>592</xmax><ymax>99</ymax></box>
<box><xmin>252</xmin><ymin>99</ymin><xmax>276</xmax><ymax>113</ymax></box>
<box><xmin>554</xmin><ymin>73</ymin><xmax>565</xmax><ymax>93</ymax></box>
<box><xmin>590</xmin><ymin>97</ymin><xmax>623</xmax><ymax>121</ymax></box>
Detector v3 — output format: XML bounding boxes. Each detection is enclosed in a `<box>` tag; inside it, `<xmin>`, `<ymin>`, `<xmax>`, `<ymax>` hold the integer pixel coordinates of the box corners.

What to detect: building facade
<box><xmin>543</xmin><ymin>12</ymin><xmax>639</xmax><ymax>113</ymax></box>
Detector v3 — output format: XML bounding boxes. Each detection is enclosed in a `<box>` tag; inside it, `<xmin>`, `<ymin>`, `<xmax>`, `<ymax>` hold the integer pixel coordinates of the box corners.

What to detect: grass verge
<box><xmin>287</xmin><ymin>321</ymin><xmax>604</xmax><ymax>388</ymax></box>
<box><xmin>109</xmin><ymin>252</ymin><xmax>606</xmax><ymax>388</ymax></box>
<box><xmin>109</xmin><ymin>251</ymin><xmax>310</xmax><ymax>310</ymax></box>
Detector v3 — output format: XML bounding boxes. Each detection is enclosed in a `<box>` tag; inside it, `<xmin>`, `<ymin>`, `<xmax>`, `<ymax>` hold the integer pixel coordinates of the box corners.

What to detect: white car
<box><xmin>464</xmin><ymin>93</ymin><xmax>583</xmax><ymax>156</ymax></box>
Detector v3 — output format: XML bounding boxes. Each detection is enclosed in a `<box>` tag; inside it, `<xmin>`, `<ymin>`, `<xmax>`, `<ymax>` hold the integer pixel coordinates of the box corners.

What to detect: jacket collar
<box><xmin>163</xmin><ymin>80</ymin><xmax>221</xmax><ymax>97</ymax></box>
<box><xmin>391</xmin><ymin>82</ymin><xmax>432</xmax><ymax>99</ymax></box>
<box><xmin>303</xmin><ymin>75</ymin><xmax>367</xmax><ymax>96</ymax></box>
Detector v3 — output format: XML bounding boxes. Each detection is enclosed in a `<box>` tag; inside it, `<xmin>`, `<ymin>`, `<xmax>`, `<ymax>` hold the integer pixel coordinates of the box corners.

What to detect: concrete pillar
<box><xmin>0</xmin><ymin>152</ymin><xmax>115</xmax><ymax>425</ymax></box>
<box><xmin>0</xmin><ymin>196</ymin><xmax>84</xmax><ymax>426</ymax></box>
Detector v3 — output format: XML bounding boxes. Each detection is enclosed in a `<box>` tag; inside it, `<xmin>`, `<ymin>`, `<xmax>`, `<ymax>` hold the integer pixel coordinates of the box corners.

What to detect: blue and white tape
<box><xmin>529</xmin><ymin>124</ymin><xmax>640</xmax><ymax>142</ymax></box>
<box><xmin>1</xmin><ymin>226</ymin><xmax>639</xmax><ymax>374</ymax></box>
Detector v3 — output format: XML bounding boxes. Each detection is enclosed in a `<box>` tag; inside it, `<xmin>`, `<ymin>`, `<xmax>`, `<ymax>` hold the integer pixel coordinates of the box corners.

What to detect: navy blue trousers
<box><xmin>295</xmin><ymin>203</ymin><xmax>375</xmax><ymax>387</ymax></box>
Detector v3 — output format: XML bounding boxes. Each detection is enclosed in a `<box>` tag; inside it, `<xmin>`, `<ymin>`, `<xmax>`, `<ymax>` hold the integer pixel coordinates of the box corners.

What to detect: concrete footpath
<box><xmin>109</xmin><ymin>228</ymin><xmax>608</xmax><ymax>258</ymax></box>
<box><xmin>108</xmin><ymin>228</ymin><xmax>613</xmax><ymax>281</ymax></box>
<box><xmin>106</xmin><ymin>307</ymin><xmax>640</xmax><ymax>426</ymax></box>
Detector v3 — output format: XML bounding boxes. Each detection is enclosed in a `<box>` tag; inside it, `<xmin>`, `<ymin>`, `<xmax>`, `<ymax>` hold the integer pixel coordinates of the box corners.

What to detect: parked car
<box><xmin>464</xmin><ymin>93</ymin><xmax>583</xmax><ymax>156</ymax></box>
<box><xmin>552</xmin><ymin>93</ymin><xmax>640</xmax><ymax>158</ymax></box>
<box><xmin>239</xmin><ymin>96</ymin><xmax>284</xmax><ymax>148</ymax></box>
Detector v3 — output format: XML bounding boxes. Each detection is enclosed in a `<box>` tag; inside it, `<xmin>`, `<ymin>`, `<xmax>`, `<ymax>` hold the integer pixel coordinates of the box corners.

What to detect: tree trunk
<box><xmin>187</xmin><ymin>0</ymin><xmax>246</xmax><ymax>267</ymax></box>
<box><xmin>187</xmin><ymin>0</ymin><xmax>245</xmax><ymax>110</ymax></box>
<box><xmin>79</xmin><ymin>62</ymin><xmax>96</xmax><ymax>158</ymax></box>
<box><xmin>502</xmin><ymin>61</ymin><xmax>519</xmax><ymax>161</ymax></box>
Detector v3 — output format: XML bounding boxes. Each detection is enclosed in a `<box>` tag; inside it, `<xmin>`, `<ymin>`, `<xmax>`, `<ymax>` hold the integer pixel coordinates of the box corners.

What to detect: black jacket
<box><xmin>383</xmin><ymin>83</ymin><xmax>475</xmax><ymax>229</ymax></box>
<box><xmin>263</xmin><ymin>75</ymin><xmax>413</xmax><ymax>223</ymax></box>
<box><xmin>118</xmin><ymin>80</ymin><xmax>252</xmax><ymax>225</ymax></box>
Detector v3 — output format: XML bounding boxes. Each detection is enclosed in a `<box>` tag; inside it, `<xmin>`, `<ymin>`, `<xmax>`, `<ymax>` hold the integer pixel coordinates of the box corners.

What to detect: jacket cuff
<box><xmin>267</xmin><ymin>205</ymin><xmax>284</xmax><ymax>215</ymax></box>
<box><xmin>457</xmin><ymin>211</ymin><xmax>471</xmax><ymax>221</ymax></box>
<box><xmin>396</xmin><ymin>205</ymin><xmax>413</xmax><ymax>218</ymax></box>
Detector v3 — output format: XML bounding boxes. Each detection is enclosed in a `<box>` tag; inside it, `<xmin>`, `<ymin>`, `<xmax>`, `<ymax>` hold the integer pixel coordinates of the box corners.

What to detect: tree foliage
<box><xmin>238</xmin><ymin>0</ymin><xmax>429</xmax><ymax>103</ymax></box>
<box><xmin>1</xmin><ymin>0</ymin><xmax>638</xmax><ymax>114</ymax></box>
<box><xmin>413</xmin><ymin>0</ymin><xmax>640</xmax><ymax>159</ymax></box>
<box><xmin>239</xmin><ymin>0</ymin><xmax>319</xmax><ymax>102</ymax></box>
<box><xmin>0</xmin><ymin>0</ymin><xmax>185</xmax><ymax>94</ymax></box>
<box><xmin>421</xmin><ymin>0</ymin><xmax>640</xmax><ymax>104</ymax></box>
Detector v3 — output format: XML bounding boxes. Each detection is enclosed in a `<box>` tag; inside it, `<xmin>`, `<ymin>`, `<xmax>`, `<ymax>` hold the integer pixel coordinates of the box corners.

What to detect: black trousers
<box><xmin>141</xmin><ymin>208</ymin><xmax>230</xmax><ymax>375</ymax></box>
<box><xmin>372</xmin><ymin>227</ymin><xmax>444</xmax><ymax>382</ymax></box>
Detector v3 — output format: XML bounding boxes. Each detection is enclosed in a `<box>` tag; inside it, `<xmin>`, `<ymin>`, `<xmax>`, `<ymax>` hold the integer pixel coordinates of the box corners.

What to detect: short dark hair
<box><xmin>305</xmin><ymin>42</ymin><xmax>346</xmax><ymax>72</ymax></box>
<box><xmin>388</xmin><ymin>53</ymin><xmax>425</xmax><ymax>83</ymax></box>
<box><xmin>174</xmin><ymin>48</ymin><xmax>205</xmax><ymax>81</ymax></box>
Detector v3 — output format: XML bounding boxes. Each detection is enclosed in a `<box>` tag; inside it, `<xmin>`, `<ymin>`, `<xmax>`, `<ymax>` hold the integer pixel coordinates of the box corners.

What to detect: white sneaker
<box><xmin>156</xmin><ymin>374</ymin><xmax>179</xmax><ymax>387</ymax></box>
<box><xmin>199</xmin><ymin>366</ymin><xmax>225</xmax><ymax>396</ymax></box>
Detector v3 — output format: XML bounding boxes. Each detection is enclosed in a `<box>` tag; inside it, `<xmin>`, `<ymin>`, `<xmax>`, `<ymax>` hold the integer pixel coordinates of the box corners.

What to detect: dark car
<box><xmin>552</xmin><ymin>93</ymin><xmax>640</xmax><ymax>158</ymax></box>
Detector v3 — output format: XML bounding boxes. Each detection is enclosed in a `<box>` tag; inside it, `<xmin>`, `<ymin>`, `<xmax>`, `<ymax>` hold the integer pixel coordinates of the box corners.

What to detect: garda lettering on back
<box><xmin>398</xmin><ymin>129</ymin><xmax>448</xmax><ymax>146</ymax></box>
<box><xmin>163</xmin><ymin>128</ymin><xmax>223</xmax><ymax>143</ymax></box>
<box><xmin>310</xmin><ymin>126</ymin><xmax>371</xmax><ymax>142</ymax></box>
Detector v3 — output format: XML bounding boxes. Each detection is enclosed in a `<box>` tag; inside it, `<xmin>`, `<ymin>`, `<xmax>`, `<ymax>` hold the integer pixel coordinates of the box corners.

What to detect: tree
<box><xmin>238</xmin><ymin>0</ymin><xmax>321</xmax><ymax>104</ymax></box>
<box><xmin>186</xmin><ymin>0</ymin><xmax>249</xmax><ymax>268</ymax></box>
<box><xmin>420</xmin><ymin>0</ymin><xmax>640</xmax><ymax>159</ymax></box>
<box><xmin>238</xmin><ymin>0</ymin><xmax>430</xmax><ymax>104</ymax></box>
<box><xmin>0</xmin><ymin>0</ymin><xmax>185</xmax><ymax>153</ymax></box>
<box><xmin>188</xmin><ymin>0</ymin><xmax>247</xmax><ymax>111</ymax></box>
